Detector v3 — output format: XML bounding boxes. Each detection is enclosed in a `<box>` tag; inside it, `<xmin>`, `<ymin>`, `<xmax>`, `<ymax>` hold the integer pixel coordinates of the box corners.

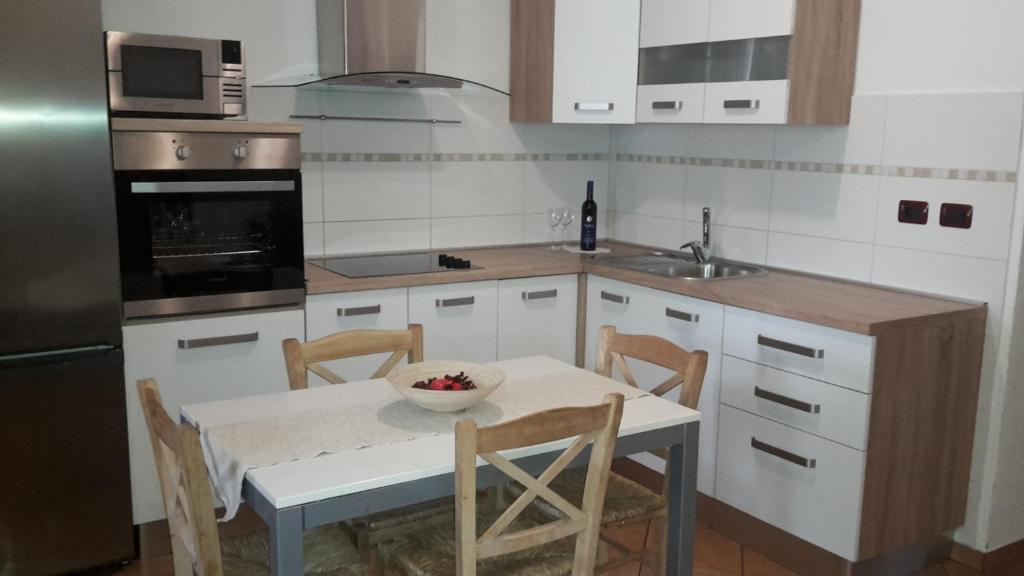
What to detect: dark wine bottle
<box><xmin>580</xmin><ymin>180</ymin><xmax>597</xmax><ymax>251</ymax></box>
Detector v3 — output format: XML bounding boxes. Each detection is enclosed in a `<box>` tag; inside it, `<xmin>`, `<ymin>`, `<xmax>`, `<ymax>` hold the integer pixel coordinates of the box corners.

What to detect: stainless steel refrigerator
<box><xmin>0</xmin><ymin>0</ymin><xmax>135</xmax><ymax>573</ymax></box>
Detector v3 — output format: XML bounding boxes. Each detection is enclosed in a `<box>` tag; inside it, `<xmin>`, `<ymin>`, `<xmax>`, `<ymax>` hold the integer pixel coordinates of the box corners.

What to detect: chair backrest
<box><xmin>282</xmin><ymin>324</ymin><xmax>424</xmax><ymax>390</ymax></box>
<box><xmin>454</xmin><ymin>393</ymin><xmax>625</xmax><ymax>576</ymax></box>
<box><xmin>595</xmin><ymin>325</ymin><xmax>708</xmax><ymax>411</ymax></box>
<box><xmin>136</xmin><ymin>378</ymin><xmax>224</xmax><ymax>576</ymax></box>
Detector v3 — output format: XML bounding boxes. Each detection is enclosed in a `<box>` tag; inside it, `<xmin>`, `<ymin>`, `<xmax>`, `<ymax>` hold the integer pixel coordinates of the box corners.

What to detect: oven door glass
<box><xmin>115</xmin><ymin>170</ymin><xmax>304</xmax><ymax>308</ymax></box>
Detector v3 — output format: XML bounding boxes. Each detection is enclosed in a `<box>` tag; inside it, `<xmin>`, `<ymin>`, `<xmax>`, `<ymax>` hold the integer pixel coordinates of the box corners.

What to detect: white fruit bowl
<box><xmin>387</xmin><ymin>361</ymin><xmax>505</xmax><ymax>413</ymax></box>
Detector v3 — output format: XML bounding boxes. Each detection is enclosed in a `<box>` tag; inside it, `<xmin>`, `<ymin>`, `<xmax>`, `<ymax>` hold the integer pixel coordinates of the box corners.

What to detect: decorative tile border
<box><xmin>300</xmin><ymin>152</ymin><xmax>609</xmax><ymax>163</ymax></box>
<box><xmin>614</xmin><ymin>153</ymin><xmax>1017</xmax><ymax>183</ymax></box>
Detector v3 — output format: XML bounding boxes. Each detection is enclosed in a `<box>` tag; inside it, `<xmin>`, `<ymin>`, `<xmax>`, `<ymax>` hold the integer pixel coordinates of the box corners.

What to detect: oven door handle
<box><xmin>130</xmin><ymin>181</ymin><xmax>296</xmax><ymax>194</ymax></box>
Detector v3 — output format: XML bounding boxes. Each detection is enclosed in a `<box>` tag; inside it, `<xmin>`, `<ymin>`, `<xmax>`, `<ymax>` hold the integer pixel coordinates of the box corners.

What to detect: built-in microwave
<box><xmin>106</xmin><ymin>31</ymin><xmax>246</xmax><ymax>119</ymax></box>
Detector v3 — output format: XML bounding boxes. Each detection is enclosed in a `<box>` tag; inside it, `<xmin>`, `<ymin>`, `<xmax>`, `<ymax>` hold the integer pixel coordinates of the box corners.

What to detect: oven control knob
<box><xmin>233</xmin><ymin>143</ymin><xmax>249</xmax><ymax>160</ymax></box>
<box><xmin>175</xmin><ymin>145</ymin><xmax>191</xmax><ymax>161</ymax></box>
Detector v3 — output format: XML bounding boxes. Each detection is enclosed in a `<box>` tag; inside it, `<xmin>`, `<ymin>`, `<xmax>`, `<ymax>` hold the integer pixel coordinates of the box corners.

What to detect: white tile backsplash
<box><xmin>770</xmin><ymin>172</ymin><xmax>880</xmax><ymax>243</ymax></box>
<box><xmin>687</xmin><ymin>124</ymin><xmax>776</xmax><ymax>160</ymax></box>
<box><xmin>614</xmin><ymin>124</ymin><xmax>690</xmax><ymax>156</ymax></box>
<box><xmin>766</xmin><ymin>233</ymin><xmax>874</xmax><ymax>282</ymax></box>
<box><xmin>874</xmin><ymin>178</ymin><xmax>1016</xmax><ymax>260</ymax></box>
<box><xmin>430</xmin><ymin>162</ymin><xmax>525</xmax><ymax>217</ymax></box>
<box><xmin>685</xmin><ymin>166</ymin><xmax>773</xmax><ymax>229</ymax></box>
<box><xmin>322</xmin><ymin>162</ymin><xmax>431</xmax><ymax>222</ymax></box>
<box><xmin>685</xmin><ymin>221</ymin><xmax>768</xmax><ymax>264</ymax></box>
<box><xmin>324</xmin><ymin>219</ymin><xmax>431</xmax><ymax>255</ymax></box>
<box><xmin>301</xmin><ymin>161</ymin><xmax>324</xmax><ymax>223</ymax></box>
<box><xmin>612</xmin><ymin>162</ymin><xmax>686</xmax><ymax>219</ymax></box>
<box><xmin>303</xmin><ymin>223</ymin><xmax>325</xmax><ymax>258</ymax></box>
<box><xmin>431</xmin><ymin>215</ymin><xmax>525</xmax><ymax>249</ymax></box>
<box><xmin>882</xmin><ymin>92</ymin><xmax>1023</xmax><ymax>172</ymax></box>
<box><xmin>610</xmin><ymin>212</ymin><xmax>684</xmax><ymax>250</ymax></box>
<box><xmin>524</xmin><ymin>161</ymin><xmax>609</xmax><ymax>215</ymax></box>
<box><xmin>430</xmin><ymin>94</ymin><xmax>527</xmax><ymax>153</ymax></box>
<box><xmin>773</xmin><ymin>95</ymin><xmax>886</xmax><ymax>165</ymax></box>
<box><xmin>320</xmin><ymin>119</ymin><xmax>431</xmax><ymax>154</ymax></box>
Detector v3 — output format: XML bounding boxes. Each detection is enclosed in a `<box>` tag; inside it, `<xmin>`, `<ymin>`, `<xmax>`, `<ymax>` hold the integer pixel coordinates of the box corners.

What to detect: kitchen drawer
<box><xmin>123</xmin><ymin>308</ymin><xmax>304</xmax><ymax>524</ymax></box>
<box><xmin>497</xmin><ymin>275</ymin><xmax>577</xmax><ymax>365</ymax></box>
<box><xmin>721</xmin><ymin>355</ymin><xmax>870</xmax><ymax>450</ymax></box>
<box><xmin>724</xmin><ymin>306</ymin><xmax>875</xmax><ymax>393</ymax></box>
<box><xmin>637</xmin><ymin>84</ymin><xmax>706</xmax><ymax>123</ymax></box>
<box><xmin>703</xmin><ymin>80</ymin><xmax>789</xmax><ymax>125</ymax></box>
<box><xmin>409</xmin><ymin>281</ymin><xmax>498</xmax><ymax>363</ymax></box>
<box><xmin>716</xmin><ymin>405</ymin><xmax>865</xmax><ymax>560</ymax></box>
<box><xmin>306</xmin><ymin>288</ymin><xmax>410</xmax><ymax>384</ymax></box>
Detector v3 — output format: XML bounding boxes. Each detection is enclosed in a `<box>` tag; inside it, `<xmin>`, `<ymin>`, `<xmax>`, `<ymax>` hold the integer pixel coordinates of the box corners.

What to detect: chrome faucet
<box><xmin>681</xmin><ymin>207</ymin><xmax>711</xmax><ymax>263</ymax></box>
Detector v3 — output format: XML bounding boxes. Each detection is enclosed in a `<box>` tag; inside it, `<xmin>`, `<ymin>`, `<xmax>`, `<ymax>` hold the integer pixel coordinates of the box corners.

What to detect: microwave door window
<box><xmin>121</xmin><ymin>45</ymin><xmax>204</xmax><ymax>99</ymax></box>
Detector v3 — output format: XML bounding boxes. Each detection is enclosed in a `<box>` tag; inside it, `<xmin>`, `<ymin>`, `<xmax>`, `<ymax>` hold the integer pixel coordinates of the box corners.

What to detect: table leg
<box><xmin>269</xmin><ymin>506</ymin><xmax>304</xmax><ymax>576</ymax></box>
<box><xmin>666</xmin><ymin>421</ymin><xmax>699</xmax><ymax>576</ymax></box>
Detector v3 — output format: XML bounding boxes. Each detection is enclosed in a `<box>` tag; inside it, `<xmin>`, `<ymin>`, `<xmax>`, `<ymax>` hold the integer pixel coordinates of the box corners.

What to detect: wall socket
<box><xmin>940</xmin><ymin>203</ymin><xmax>973</xmax><ymax>229</ymax></box>
<box><xmin>898</xmin><ymin>200</ymin><xmax>929</xmax><ymax>225</ymax></box>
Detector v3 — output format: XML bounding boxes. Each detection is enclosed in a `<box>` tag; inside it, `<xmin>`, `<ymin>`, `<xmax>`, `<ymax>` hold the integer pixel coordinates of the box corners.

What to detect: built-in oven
<box><xmin>106</xmin><ymin>31</ymin><xmax>246</xmax><ymax>119</ymax></box>
<box><xmin>112</xmin><ymin>128</ymin><xmax>304</xmax><ymax>318</ymax></box>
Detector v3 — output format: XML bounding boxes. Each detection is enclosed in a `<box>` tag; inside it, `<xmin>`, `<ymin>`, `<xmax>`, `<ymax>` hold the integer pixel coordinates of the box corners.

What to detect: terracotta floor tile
<box><xmin>944</xmin><ymin>559</ymin><xmax>984</xmax><ymax>576</ymax></box>
<box><xmin>695</xmin><ymin>524</ymin><xmax>743</xmax><ymax>574</ymax></box>
<box><xmin>742</xmin><ymin>547</ymin><xmax>798</xmax><ymax>576</ymax></box>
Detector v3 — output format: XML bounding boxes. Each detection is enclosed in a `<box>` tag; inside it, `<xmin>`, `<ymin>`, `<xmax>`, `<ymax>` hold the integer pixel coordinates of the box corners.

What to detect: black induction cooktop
<box><xmin>309</xmin><ymin>252</ymin><xmax>478</xmax><ymax>278</ymax></box>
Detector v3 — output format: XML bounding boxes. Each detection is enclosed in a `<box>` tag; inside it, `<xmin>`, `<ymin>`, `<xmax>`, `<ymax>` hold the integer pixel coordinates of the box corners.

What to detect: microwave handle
<box><xmin>130</xmin><ymin>181</ymin><xmax>296</xmax><ymax>194</ymax></box>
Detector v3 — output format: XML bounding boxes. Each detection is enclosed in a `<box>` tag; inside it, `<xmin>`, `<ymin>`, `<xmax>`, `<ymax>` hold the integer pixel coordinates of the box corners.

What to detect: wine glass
<box><xmin>558</xmin><ymin>208</ymin><xmax>575</xmax><ymax>248</ymax></box>
<box><xmin>547</xmin><ymin>208</ymin><xmax>562</xmax><ymax>250</ymax></box>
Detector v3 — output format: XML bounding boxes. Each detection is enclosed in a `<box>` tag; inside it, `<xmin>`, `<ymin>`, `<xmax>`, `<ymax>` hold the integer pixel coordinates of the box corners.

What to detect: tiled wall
<box><xmin>249</xmin><ymin>87</ymin><xmax>612</xmax><ymax>257</ymax></box>
<box><xmin>608</xmin><ymin>91</ymin><xmax>1024</xmax><ymax>549</ymax></box>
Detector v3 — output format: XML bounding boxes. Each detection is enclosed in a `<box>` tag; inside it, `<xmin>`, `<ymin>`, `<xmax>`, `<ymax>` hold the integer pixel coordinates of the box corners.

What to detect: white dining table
<box><xmin>181</xmin><ymin>356</ymin><xmax>700</xmax><ymax>576</ymax></box>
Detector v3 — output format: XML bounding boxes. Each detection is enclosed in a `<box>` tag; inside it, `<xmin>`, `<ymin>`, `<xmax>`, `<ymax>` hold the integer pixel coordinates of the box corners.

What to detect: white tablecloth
<box><xmin>198</xmin><ymin>359</ymin><xmax>648</xmax><ymax>520</ymax></box>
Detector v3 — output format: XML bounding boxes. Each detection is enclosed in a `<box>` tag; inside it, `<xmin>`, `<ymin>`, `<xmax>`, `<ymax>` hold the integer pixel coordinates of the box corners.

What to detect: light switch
<box><xmin>898</xmin><ymin>200</ymin><xmax>929</xmax><ymax>225</ymax></box>
<box><xmin>940</xmin><ymin>203</ymin><xmax>973</xmax><ymax>229</ymax></box>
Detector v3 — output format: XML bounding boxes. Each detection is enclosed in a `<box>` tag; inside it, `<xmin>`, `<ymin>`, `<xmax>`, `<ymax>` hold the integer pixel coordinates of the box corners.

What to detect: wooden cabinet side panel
<box><xmin>510</xmin><ymin>0</ymin><xmax>555</xmax><ymax>122</ymax></box>
<box><xmin>787</xmin><ymin>0</ymin><xmax>861</xmax><ymax>125</ymax></box>
<box><xmin>858</xmin><ymin>310</ymin><xmax>986</xmax><ymax>558</ymax></box>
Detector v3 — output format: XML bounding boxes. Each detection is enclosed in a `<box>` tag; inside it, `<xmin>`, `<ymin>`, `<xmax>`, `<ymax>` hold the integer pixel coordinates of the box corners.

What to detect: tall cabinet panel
<box><xmin>640</xmin><ymin>0</ymin><xmax>709</xmax><ymax>47</ymax></box>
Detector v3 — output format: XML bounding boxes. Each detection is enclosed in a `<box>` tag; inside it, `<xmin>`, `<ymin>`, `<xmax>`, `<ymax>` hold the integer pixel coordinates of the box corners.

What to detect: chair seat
<box><xmin>379</xmin><ymin>509</ymin><xmax>575</xmax><ymax>576</ymax></box>
<box><xmin>220</xmin><ymin>523</ymin><xmax>367</xmax><ymax>576</ymax></box>
<box><xmin>346</xmin><ymin>496</ymin><xmax>455</xmax><ymax>535</ymax></box>
<box><xmin>508</xmin><ymin>469</ymin><xmax>666</xmax><ymax>525</ymax></box>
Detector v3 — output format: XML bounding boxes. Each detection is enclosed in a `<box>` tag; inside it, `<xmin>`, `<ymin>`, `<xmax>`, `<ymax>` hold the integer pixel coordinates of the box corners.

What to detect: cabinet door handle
<box><xmin>757</xmin><ymin>335</ymin><xmax>824</xmax><ymax>359</ymax></box>
<box><xmin>436</xmin><ymin>296</ymin><xmax>475</xmax><ymax>308</ymax></box>
<box><xmin>337</xmin><ymin>305</ymin><xmax>381</xmax><ymax>317</ymax></box>
<box><xmin>575</xmin><ymin>102</ymin><xmax>615</xmax><ymax>111</ymax></box>
<box><xmin>724</xmin><ymin>99</ymin><xmax>761</xmax><ymax>110</ymax></box>
<box><xmin>751</xmin><ymin>437</ymin><xmax>816</xmax><ymax>469</ymax></box>
<box><xmin>600</xmin><ymin>291</ymin><xmax>630</xmax><ymax>305</ymax></box>
<box><xmin>178</xmin><ymin>332</ymin><xmax>259</xmax><ymax>350</ymax></box>
<box><xmin>522</xmin><ymin>289</ymin><xmax>558</xmax><ymax>301</ymax></box>
<box><xmin>652</xmin><ymin>100</ymin><xmax>683</xmax><ymax>110</ymax></box>
<box><xmin>665</xmin><ymin>307</ymin><xmax>699</xmax><ymax>323</ymax></box>
<box><xmin>754</xmin><ymin>386</ymin><xmax>821</xmax><ymax>414</ymax></box>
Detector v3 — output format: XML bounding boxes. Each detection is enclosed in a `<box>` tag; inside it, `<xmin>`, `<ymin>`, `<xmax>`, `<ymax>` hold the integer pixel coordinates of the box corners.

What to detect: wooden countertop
<box><xmin>110</xmin><ymin>118</ymin><xmax>303</xmax><ymax>134</ymax></box>
<box><xmin>305</xmin><ymin>242</ymin><xmax>984</xmax><ymax>335</ymax></box>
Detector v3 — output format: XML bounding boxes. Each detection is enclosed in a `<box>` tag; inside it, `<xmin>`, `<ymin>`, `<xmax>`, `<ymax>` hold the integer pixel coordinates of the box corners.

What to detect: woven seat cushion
<box><xmin>380</xmin><ymin>509</ymin><xmax>575</xmax><ymax>576</ymax></box>
<box><xmin>346</xmin><ymin>496</ymin><xmax>454</xmax><ymax>533</ymax></box>
<box><xmin>220</xmin><ymin>523</ymin><xmax>367</xmax><ymax>576</ymax></box>
<box><xmin>507</xmin><ymin>469</ymin><xmax>665</xmax><ymax>525</ymax></box>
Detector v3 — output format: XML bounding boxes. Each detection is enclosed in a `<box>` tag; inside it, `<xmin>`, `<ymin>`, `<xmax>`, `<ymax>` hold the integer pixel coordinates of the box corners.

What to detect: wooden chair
<box><xmin>375</xmin><ymin>394</ymin><xmax>625</xmax><ymax>576</ymax></box>
<box><xmin>283</xmin><ymin>324</ymin><xmax>424</xmax><ymax>390</ymax></box>
<box><xmin>136</xmin><ymin>378</ymin><xmax>367</xmax><ymax>576</ymax></box>
<box><xmin>510</xmin><ymin>325</ymin><xmax>708</xmax><ymax>575</ymax></box>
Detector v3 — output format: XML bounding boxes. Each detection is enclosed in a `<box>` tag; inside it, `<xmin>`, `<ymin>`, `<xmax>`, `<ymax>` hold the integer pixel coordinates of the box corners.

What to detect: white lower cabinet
<box><xmin>306</xmin><ymin>288</ymin><xmax>410</xmax><ymax>384</ymax></box>
<box><xmin>586</xmin><ymin>276</ymin><xmax>723</xmax><ymax>496</ymax></box>
<box><xmin>497</xmin><ymin>275</ymin><xmax>578</xmax><ymax>365</ymax></box>
<box><xmin>409</xmin><ymin>281</ymin><xmax>499</xmax><ymax>363</ymax></box>
<box><xmin>716</xmin><ymin>405</ymin><xmax>865</xmax><ymax>560</ymax></box>
<box><xmin>123</xmin><ymin>307</ymin><xmax>304</xmax><ymax>524</ymax></box>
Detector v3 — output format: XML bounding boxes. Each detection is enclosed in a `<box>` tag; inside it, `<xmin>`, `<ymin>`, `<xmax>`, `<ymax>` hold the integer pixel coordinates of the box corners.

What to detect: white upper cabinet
<box><xmin>425</xmin><ymin>0</ymin><xmax>511</xmax><ymax>93</ymax></box>
<box><xmin>640</xmin><ymin>0</ymin><xmax>709</xmax><ymax>47</ymax></box>
<box><xmin>551</xmin><ymin>0</ymin><xmax>641</xmax><ymax>123</ymax></box>
<box><xmin>707</xmin><ymin>0</ymin><xmax>795</xmax><ymax>42</ymax></box>
<box><xmin>510</xmin><ymin>0</ymin><xmax>640</xmax><ymax>124</ymax></box>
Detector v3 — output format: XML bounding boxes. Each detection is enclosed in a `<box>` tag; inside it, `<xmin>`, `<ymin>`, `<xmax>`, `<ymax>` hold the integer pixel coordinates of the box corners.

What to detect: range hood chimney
<box><xmin>261</xmin><ymin>0</ymin><xmax>505</xmax><ymax>93</ymax></box>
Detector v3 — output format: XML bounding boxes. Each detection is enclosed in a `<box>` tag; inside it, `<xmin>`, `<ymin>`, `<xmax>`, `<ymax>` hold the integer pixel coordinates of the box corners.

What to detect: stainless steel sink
<box><xmin>595</xmin><ymin>253</ymin><xmax>766</xmax><ymax>281</ymax></box>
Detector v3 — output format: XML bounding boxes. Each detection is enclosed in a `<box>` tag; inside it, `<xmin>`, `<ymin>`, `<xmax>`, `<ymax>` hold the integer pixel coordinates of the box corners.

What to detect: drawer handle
<box><xmin>724</xmin><ymin>99</ymin><xmax>761</xmax><ymax>110</ymax></box>
<box><xmin>751</xmin><ymin>437</ymin><xmax>816</xmax><ymax>469</ymax></box>
<box><xmin>652</xmin><ymin>100</ymin><xmax>683</xmax><ymax>110</ymax></box>
<box><xmin>522</xmin><ymin>289</ymin><xmax>558</xmax><ymax>301</ymax></box>
<box><xmin>178</xmin><ymin>332</ymin><xmax>259</xmax><ymax>350</ymax></box>
<box><xmin>754</xmin><ymin>386</ymin><xmax>821</xmax><ymax>414</ymax></box>
<box><xmin>436</xmin><ymin>296</ymin><xmax>475</xmax><ymax>308</ymax></box>
<box><xmin>665</xmin><ymin>307</ymin><xmax>699</xmax><ymax>323</ymax></box>
<box><xmin>337</xmin><ymin>305</ymin><xmax>381</xmax><ymax>317</ymax></box>
<box><xmin>757</xmin><ymin>335</ymin><xmax>824</xmax><ymax>359</ymax></box>
<box><xmin>575</xmin><ymin>102</ymin><xmax>615</xmax><ymax>112</ymax></box>
<box><xmin>600</xmin><ymin>291</ymin><xmax>629</xmax><ymax>305</ymax></box>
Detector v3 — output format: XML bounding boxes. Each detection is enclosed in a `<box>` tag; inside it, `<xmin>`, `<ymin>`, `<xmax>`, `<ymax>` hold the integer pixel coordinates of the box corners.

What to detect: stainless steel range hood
<box><xmin>259</xmin><ymin>0</ymin><xmax>508</xmax><ymax>94</ymax></box>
